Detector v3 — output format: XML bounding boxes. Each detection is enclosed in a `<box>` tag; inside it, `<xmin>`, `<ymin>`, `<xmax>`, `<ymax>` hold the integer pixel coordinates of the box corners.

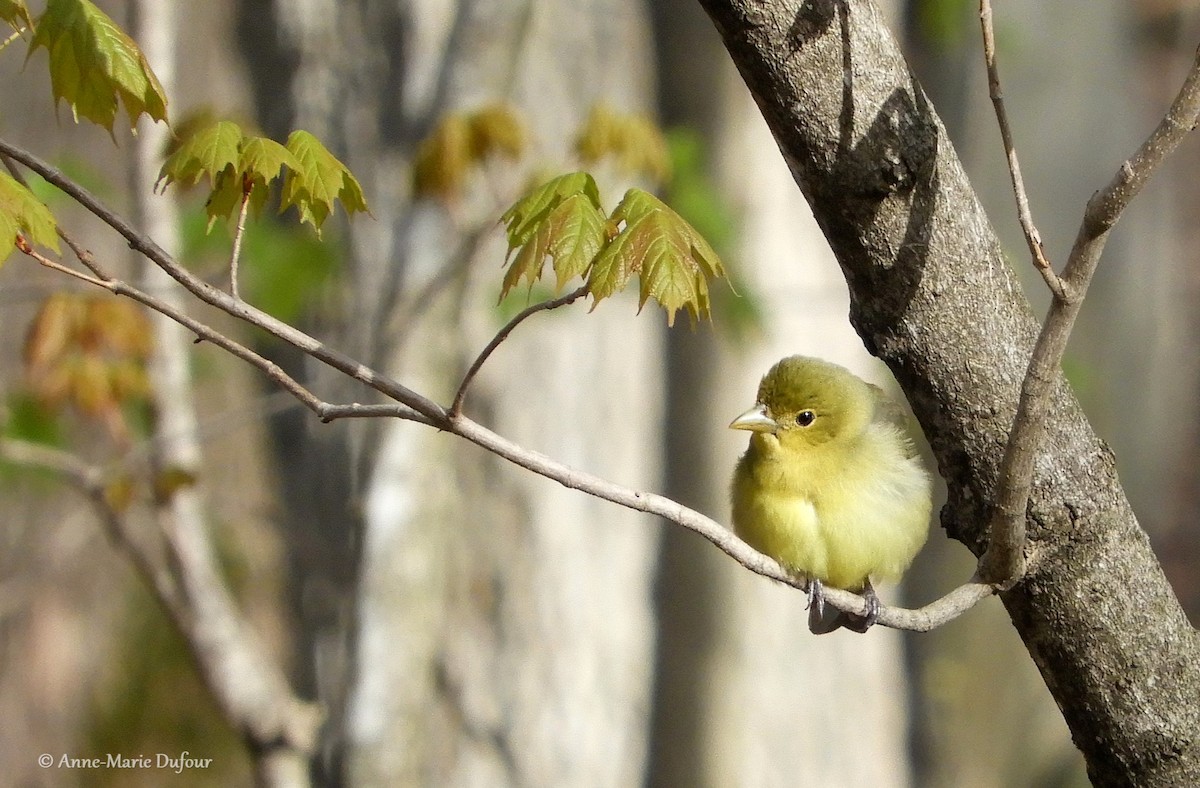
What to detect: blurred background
<box><xmin>1</xmin><ymin>0</ymin><xmax>1198</xmax><ymax>785</ymax></box>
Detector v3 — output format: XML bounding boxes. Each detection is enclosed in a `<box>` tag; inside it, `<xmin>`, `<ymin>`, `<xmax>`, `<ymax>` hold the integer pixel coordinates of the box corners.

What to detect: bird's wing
<box><xmin>867</xmin><ymin>383</ymin><xmax>921</xmax><ymax>459</ymax></box>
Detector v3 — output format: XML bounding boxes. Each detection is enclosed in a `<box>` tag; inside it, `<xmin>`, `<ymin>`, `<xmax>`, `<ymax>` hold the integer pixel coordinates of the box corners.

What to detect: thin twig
<box><xmin>0</xmin><ymin>437</ymin><xmax>185</xmax><ymax>614</ymax></box>
<box><xmin>0</xmin><ymin>29</ymin><xmax>24</xmax><ymax>52</ymax></box>
<box><xmin>451</xmin><ymin>284</ymin><xmax>590</xmax><ymax>416</ymax></box>
<box><xmin>17</xmin><ymin>237</ymin><xmax>109</xmax><ymax>287</ymax></box>
<box><xmin>980</xmin><ymin>43</ymin><xmax>1200</xmax><ymax>587</ymax></box>
<box><xmin>979</xmin><ymin>0</ymin><xmax>1066</xmax><ymax>300</ymax></box>
<box><xmin>1</xmin><ymin>153</ymin><xmax>109</xmax><ymax>280</ymax></box>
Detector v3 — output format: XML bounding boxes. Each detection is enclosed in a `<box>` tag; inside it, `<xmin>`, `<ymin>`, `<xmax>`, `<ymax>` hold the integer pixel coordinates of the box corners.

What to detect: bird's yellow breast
<box><xmin>730</xmin><ymin>423</ymin><xmax>930</xmax><ymax>590</ymax></box>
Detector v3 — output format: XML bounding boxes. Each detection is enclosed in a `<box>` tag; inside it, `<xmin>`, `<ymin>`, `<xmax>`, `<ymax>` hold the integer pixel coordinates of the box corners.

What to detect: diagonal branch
<box><xmin>448</xmin><ymin>413</ymin><xmax>993</xmax><ymax>631</ymax></box>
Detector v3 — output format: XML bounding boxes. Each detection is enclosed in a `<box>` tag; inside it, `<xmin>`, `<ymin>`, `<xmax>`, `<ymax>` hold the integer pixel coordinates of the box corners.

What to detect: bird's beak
<box><xmin>729</xmin><ymin>403</ymin><xmax>778</xmax><ymax>433</ymax></box>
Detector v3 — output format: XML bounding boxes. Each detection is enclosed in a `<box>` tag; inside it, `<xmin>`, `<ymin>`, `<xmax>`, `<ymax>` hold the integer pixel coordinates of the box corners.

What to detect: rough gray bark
<box><xmin>696</xmin><ymin>1</ymin><xmax>1200</xmax><ymax>785</ymax></box>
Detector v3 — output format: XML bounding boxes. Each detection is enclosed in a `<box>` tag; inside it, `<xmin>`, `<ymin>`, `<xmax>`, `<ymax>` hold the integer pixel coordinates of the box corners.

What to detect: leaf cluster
<box><xmin>500</xmin><ymin>172</ymin><xmax>728</xmax><ymax>326</ymax></box>
<box><xmin>23</xmin><ymin>292</ymin><xmax>152</xmax><ymax>442</ymax></box>
<box><xmin>157</xmin><ymin>122</ymin><xmax>369</xmax><ymax>234</ymax></box>
<box><xmin>574</xmin><ymin>104</ymin><xmax>671</xmax><ymax>185</ymax></box>
<box><xmin>412</xmin><ymin>103</ymin><xmax>527</xmax><ymax>203</ymax></box>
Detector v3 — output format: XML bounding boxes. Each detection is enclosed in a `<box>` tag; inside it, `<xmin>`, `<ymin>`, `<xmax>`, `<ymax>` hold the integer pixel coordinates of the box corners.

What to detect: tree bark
<box><xmin>695</xmin><ymin>1</ymin><xmax>1200</xmax><ymax>784</ymax></box>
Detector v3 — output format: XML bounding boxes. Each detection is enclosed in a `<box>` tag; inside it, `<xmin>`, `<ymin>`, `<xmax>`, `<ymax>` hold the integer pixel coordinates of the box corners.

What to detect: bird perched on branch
<box><xmin>730</xmin><ymin>355</ymin><xmax>932</xmax><ymax>633</ymax></box>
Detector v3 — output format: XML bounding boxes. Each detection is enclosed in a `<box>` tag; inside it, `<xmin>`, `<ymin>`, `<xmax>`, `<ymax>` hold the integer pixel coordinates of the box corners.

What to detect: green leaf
<box><xmin>157</xmin><ymin>120</ymin><xmax>244</xmax><ymax>190</ymax></box>
<box><xmin>280</xmin><ymin>130</ymin><xmax>369</xmax><ymax>234</ymax></box>
<box><xmin>500</xmin><ymin>171</ymin><xmax>602</xmax><ymax>253</ymax></box>
<box><xmin>499</xmin><ymin>191</ymin><xmax>607</xmax><ymax>300</ymax></box>
<box><xmin>0</xmin><ymin>0</ymin><xmax>33</xmax><ymax>32</ymax></box>
<box><xmin>588</xmin><ymin>188</ymin><xmax>727</xmax><ymax>326</ymax></box>
<box><xmin>0</xmin><ymin>170</ymin><xmax>60</xmax><ymax>264</ymax></box>
<box><xmin>239</xmin><ymin>136</ymin><xmax>300</xmax><ymax>193</ymax></box>
<box><xmin>28</xmin><ymin>0</ymin><xmax>168</xmax><ymax>132</ymax></box>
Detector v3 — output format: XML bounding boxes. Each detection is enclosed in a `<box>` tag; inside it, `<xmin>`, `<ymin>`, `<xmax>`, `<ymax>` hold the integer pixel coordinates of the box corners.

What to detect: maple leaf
<box><xmin>498</xmin><ymin>173</ymin><xmax>607</xmax><ymax>300</ymax></box>
<box><xmin>157</xmin><ymin>120</ymin><xmax>243</xmax><ymax>190</ymax></box>
<box><xmin>413</xmin><ymin>105</ymin><xmax>527</xmax><ymax>203</ymax></box>
<box><xmin>500</xmin><ymin>171</ymin><xmax>602</xmax><ymax>251</ymax></box>
<box><xmin>28</xmin><ymin>0</ymin><xmax>168</xmax><ymax>132</ymax></box>
<box><xmin>588</xmin><ymin>188</ymin><xmax>726</xmax><ymax>326</ymax></box>
<box><xmin>575</xmin><ymin>104</ymin><xmax>671</xmax><ymax>185</ymax></box>
<box><xmin>0</xmin><ymin>170</ymin><xmax>59</xmax><ymax>264</ymax></box>
<box><xmin>281</xmin><ymin>130</ymin><xmax>369</xmax><ymax>234</ymax></box>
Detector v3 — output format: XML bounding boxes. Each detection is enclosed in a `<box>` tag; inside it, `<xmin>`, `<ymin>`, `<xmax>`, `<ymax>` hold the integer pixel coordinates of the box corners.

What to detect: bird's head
<box><xmin>729</xmin><ymin>355</ymin><xmax>876</xmax><ymax>450</ymax></box>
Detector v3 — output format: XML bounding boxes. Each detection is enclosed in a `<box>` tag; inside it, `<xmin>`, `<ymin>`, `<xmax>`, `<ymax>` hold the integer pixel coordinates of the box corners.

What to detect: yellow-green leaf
<box><xmin>0</xmin><ymin>170</ymin><xmax>60</xmax><ymax>264</ymax></box>
<box><xmin>157</xmin><ymin>120</ymin><xmax>244</xmax><ymax>190</ymax></box>
<box><xmin>575</xmin><ymin>104</ymin><xmax>670</xmax><ymax>185</ymax></box>
<box><xmin>412</xmin><ymin>114</ymin><xmax>472</xmax><ymax>201</ymax></box>
<box><xmin>500</xmin><ymin>171</ymin><xmax>602</xmax><ymax>253</ymax></box>
<box><xmin>239</xmin><ymin>135</ymin><xmax>300</xmax><ymax>191</ymax></box>
<box><xmin>281</xmin><ymin>130</ymin><xmax>369</xmax><ymax>234</ymax></box>
<box><xmin>588</xmin><ymin>188</ymin><xmax>727</xmax><ymax>326</ymax></box>
<box><xmin>153</xmin><ymin>465</ymin><xmax>197</xmax><ymax>504</ymax></box>
<box><xmin>467</xmin><ymin>103</ymin><xmax>525</xmax><ymax>161</ymax></box>
<box><xmin>544</xmin><ymin>193</ymin><xmax>606</xmax><ymax>290</ymax></box>
<box><xmin>28</xmin><ymin>0</ymin><xmax>168</xmax><ymax>132</ymax></box>
<box><xmin>498</xmin><ymin>174</ymin><xmax>608</xmax><ymax>301</ymax></box>
<box><xmin>499</xmin><ymin>192</ymin><xmax>607</xmax><ymax>300</ymax></box>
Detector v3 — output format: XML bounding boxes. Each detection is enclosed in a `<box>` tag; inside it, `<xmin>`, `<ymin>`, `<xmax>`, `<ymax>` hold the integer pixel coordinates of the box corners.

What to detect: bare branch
<box><xmin>451</xmin><ymin>284</ymin><xmax>590</xmax><ymax>416</ymax></box>
<box><xmin>981</xmin><ymin>43</ymin><xmax>1200</xmax><ymax>586</ymax></box>
<box><xmin>17</xmin><ymin>237</ymin><xmax>110</xmax><ymax>287</ymax></box>
<box><xmin>979</xmin><ymin>0</ymin><xmax>1066</xmax><ymax>299</ymax></box>
<box><xmin>317</xmin><ymin>402</ymin><xmax>437</xmax><ymax>425</ymax></box>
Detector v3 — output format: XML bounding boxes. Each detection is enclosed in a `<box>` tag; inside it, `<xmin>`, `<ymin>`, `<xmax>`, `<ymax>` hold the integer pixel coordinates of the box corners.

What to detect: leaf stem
<box><xmin>230</xmin><ymin>177</ymin><xmax>252</xmax><ymax>300</ymax></box>
<box><xmin>450</xmin><ymin>284</ymin><xmax>589</xmax><ymax>416</ymax></box>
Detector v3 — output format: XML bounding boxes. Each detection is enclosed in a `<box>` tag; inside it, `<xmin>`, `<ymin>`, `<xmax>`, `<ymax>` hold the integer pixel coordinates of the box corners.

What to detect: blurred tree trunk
<box><xmin>238</xmin><ymin>0</ymin><xmax>661</xmax><ymax>783</ymax></box>
<box><xmin>649</xmin><ymin>2</ymin><xmax>913</xmax><ymax>786</ymax></box>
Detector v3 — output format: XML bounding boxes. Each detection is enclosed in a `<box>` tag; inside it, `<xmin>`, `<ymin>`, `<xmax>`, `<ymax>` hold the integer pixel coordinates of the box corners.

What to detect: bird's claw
<box><xmin>843</xmin><ymin>581</ymin><xmax>881</xmax><ymax>633</ymax></box>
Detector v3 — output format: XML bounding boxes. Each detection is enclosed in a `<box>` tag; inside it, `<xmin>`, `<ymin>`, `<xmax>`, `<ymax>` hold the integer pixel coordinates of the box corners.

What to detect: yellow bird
<box><xmin>730</xmin><ymin>355</ymin><xmax>932</xmax><ymax>633</ymax></box>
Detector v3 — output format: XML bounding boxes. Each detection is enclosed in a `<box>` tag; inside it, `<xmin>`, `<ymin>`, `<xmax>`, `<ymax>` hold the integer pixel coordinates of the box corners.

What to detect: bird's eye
<box><xmin>796</xmin><ymin>410</ymin><xmax>815</xmax><ymax>427</ymax></box>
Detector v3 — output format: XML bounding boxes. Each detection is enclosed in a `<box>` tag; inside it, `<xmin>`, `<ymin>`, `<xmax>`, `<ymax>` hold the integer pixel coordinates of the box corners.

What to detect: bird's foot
<box><xmin>843</xmin><ymin>580</ymin><xmax>881</xmax><ymax>633</ymax></box>
<box><xmin>806</xmin><ymin>579</ymin><xmax>845</xmax><ymax>635</ymax></box>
